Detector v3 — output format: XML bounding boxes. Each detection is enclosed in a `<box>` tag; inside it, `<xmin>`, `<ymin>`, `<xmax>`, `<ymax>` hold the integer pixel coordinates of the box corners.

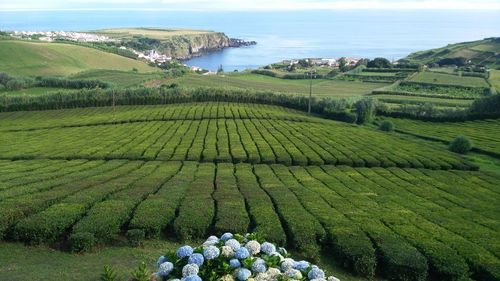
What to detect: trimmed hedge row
<box><xmin>234</xmin><ymin>163</ymin><xmax>286</xmax><ymax>245</ymax></box>
<box><xmin>253</xmin><ymin>164</ymin><xmax>325</xmax><ymax>261</ymax></box>
<box><xmin>173</xmin><ymin>163</ymin><xmax>216</xmax><ymax>240</ymax></box>
<box><xmin>213</xmin><ymin>163</ymin><xmax>250</xmax><ymax>234</ymax></box>
<box><xmin>129</xmin><ymin>162</ymin><xmax>198</xmax><ymax>238</ymax></box>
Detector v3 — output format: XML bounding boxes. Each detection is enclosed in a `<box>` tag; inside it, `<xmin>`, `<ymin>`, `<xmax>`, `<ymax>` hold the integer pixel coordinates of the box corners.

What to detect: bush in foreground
<box><xmin>449</xmin><ymin>136</ymin><xmax>472</xmax><ymax>154</ymax></box>
<box><xmin>148</xmin><ymin>232</ymin><xmax>340</xmax><ymax>281</ymax></box>
<box><xmin>379</xmin><ymin>120</ymin><xmax>394</xmax><ymax>132</ymax></box>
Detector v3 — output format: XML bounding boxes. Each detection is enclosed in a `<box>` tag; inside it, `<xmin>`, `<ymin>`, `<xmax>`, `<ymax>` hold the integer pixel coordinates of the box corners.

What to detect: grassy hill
<box><xmin>0</xmin><ymin>40</ymin><xmax>157</xmax><ymax>76</ymax></box>
<box><xmin>403</xmin><ymin>37</ymin><xmax>500</xmax><ymax>68</ymax></box>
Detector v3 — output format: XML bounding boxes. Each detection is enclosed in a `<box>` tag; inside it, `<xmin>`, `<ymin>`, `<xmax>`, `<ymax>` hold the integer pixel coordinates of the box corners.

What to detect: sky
<box><xmin>1</xmin><ymin>0</ymin><xmax>500</xmax><ymax>11</ymax></box>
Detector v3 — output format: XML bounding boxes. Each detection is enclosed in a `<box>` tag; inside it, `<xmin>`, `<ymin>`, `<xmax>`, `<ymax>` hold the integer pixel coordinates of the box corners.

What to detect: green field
<box><xmin>171</xmin><ymin>73</ymin><xmax>387</xmax><ymax>98</ymax></box>
<box><xmin>92</xmin><ymin>28</ymin><xmax>214</xmax><ymax>39</ymax></box>
<box><xmin>409</xmin><ymin>71</ymin><xmax>489</xmax><ymax>87</ymax></box>
<box><xmin>490</xmin><ymin>69</ymin><xmax>500</xmax><ymax>90</ymax></box>
<box><xmin>0</xmin><ymin>87</ymin><xmax>77</xmax><ymax>96</ymax></box>
<box><xmin>374</xmin><ymin>94</ymin><xmax>473</xmax><ymax>107</ymax></box>
<box><xmin>383</xmin><ymin>117</ymin><xmax>500</xmax><ymax>157</ymax></box>
<box><xmin>70</xmin><ymin>69</ymin><xmax>165</xmax><ymax>88</ymax></box>
<box><xmin>0</xmin><ymin>40</ymin><xmax>156</xmax><ymax>76</ymax></box>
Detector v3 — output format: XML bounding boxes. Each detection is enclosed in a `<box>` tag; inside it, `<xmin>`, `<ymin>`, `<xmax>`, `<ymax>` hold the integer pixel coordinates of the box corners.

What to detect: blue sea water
<box><xmin>0</xmin><ymin>10</ymin><xmax>499</xmax><ymax>71</ymax></box>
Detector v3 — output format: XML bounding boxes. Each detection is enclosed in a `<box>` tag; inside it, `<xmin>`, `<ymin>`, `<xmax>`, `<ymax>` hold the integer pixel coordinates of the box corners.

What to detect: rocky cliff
<box><xmin>156</xmin><ymin>32</ymin><xmax>230</xmax><ymax>59</ymax></box>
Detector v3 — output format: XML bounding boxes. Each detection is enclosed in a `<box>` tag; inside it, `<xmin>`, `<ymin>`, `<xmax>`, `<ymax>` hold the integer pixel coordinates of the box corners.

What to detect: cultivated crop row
<box><xmin>1</xmin><ymin>159</ymin><xmax>498</xmax><ymax>280</ymax></box>
<box><xmin>383</xmin><ymin>117</ymin><xmax>500</xmax><ymax>157</ymax></box>
<box><xmin>0</xmin><ymin>118</ymin><xmax>475</xmax><ymax>170</ymax></box>
<box><xmin>0</xmin><ymin>102</ymin><xmax>313</xmax><ymax>132</ymax></box>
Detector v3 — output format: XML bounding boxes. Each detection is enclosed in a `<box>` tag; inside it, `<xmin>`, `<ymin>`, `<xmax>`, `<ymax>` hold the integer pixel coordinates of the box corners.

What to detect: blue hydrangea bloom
<box><xmin>220</xmin><ymin>232</ymin><xmax>233</xmax><ymax>241</ymax></box>
<box><xmin>230</xmin><ymin>259</ymin><xmax>241</xmax><ymax>268</ymax></box>
<box><xmin>203</xmin><ymin>245</ymin><xmax>220</xmax><ymax>260</ymax></box>
<box><xmin>260</xmin><ymin>242</ymin><xmax>276</xmax><ymax>255</ymax></box>
<box><xmin>156</xmin><ymin>255</ymin><xmax>168</xmax><ymax>269</ymax></box>
<box><xmin>236</xmin><ymin>268</ymin><xmax>252</xmax><ymax>281</ymax></box>
<box><xmin>157</xmin><ymin>261</ymin><xmax>174</xmax><ymax>277</ymax></box>
<box><xmin>177</xmin><ymin>245</ymin><xmax>194</xmax><ymax>258</ymax></box>
<box><xmin>308</xmin><ymin>266</ymin><xmax>325</xmax><ymax>280</ymax></box>
<box><xmin>188</xmin><ymin>253</ymin><xmax>204</xmax><ymax>266</ymax></box>
<box><xmin>235</xmin><ymin>247</ymin><xmax>250</xmax><ymax>259</ymax></box>
<box><xmin>181</xmin><ymin>275</ymin><xmax>202</xmax><ymax>281</ymax></box>
<box><xmin>225</xmin><ymin>238</ymin><xmax>241</xmax><ymax>251</ymax></box>
<box><xmin>252</xmin><ymin>258</ymin><xmax>267</xmax><ymax>273</ymax></box>
<box><xmin>293</xmin><ymin>260</ymin><xmax>310</xmax><ymax>271</ymax></box>
<box><xmin>182</xmin><ymin>264</ymin><xmax>199</xmax><ymax>277</ymax></box>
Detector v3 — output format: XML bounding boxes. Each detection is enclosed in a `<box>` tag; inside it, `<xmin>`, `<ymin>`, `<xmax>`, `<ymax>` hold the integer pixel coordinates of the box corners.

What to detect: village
<box><xmin>282</xmin><ymin>57</ymin><xmax>361</xmax><ymax>67</ymax></box>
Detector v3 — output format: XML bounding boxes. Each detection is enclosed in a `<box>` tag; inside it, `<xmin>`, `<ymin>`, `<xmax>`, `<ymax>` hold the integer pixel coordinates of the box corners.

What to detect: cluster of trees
<box><xmin>0</xmin><ymin>72</ymin><xmax>111</xmax><ymax>91</ymax></box>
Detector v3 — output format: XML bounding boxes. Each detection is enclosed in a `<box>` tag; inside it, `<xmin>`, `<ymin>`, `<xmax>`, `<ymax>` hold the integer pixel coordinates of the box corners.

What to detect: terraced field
<box><xmin>383</xmin><ymin>117</ymin><xmax>500</xmax><ymax>157</ymax></box>
<box><xmin>0</xmin><ymin>103</ymin><xmax>475</xmax><ymax>170</ymax></box>
<box><xmin>1</xmin><ymin>102</ymin><xmax>499</xmax><ymax>280</ymax></box>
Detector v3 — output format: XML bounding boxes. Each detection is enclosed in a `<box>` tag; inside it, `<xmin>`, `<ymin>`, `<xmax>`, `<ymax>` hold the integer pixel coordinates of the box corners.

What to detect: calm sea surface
<box><xmin>1</xmin><ymin>10</ymin><xmax>499</xmax><ymax>71</ymax></box>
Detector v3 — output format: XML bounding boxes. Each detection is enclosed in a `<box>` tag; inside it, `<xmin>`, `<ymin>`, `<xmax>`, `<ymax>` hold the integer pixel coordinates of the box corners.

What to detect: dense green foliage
<box><xmin>449</xmin><ymin>136</ymin><xmax>473</xmax><ymax>154</ymax></box>
<box><xmin>379</xmin><ymin>120</ymin><xmax>394</xmax><ymax>132</ymax></box>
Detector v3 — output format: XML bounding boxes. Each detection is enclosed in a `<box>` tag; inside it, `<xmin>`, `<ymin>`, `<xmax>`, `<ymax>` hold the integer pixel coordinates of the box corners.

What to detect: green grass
<box><xmin>0</xmin><ymin>87</ymin><xmax>77</xmax><ymax>96</ymax></box>
<box><xmin>409</xmin><ymin>71</ymin><xmax>489</xmax><ymax>87</ymax></box>
<box><xmin>489</xmin><ymin>69</ymin><xmax>500</xmax><ymax>91</ymax></box>
<box><xmin>70</xmin><ymin>69</ymin><xmax>165</xmax><ymax>88</ymax></box>
<box><xmin>92</xmin><ymin>28</ymin><xmax>214</xmax><ymax>39</ymax></box>
<box><xmin>373</xmin><ymin>94</ymin><xmax>473</xmax><ymax>107</ymax></box>
<box><xmin>0</xmin><ymin>40</ymin><xmax>157</xmax><ymax>76</ymax></box>
<box><xmin>171</xmin><ymin>73</ymin><xmax>387</xmax><ymax>98</ymax></box>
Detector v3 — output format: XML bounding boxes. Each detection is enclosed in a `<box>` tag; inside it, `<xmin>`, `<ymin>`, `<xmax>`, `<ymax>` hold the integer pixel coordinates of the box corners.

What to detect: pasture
<box><xmin>409</xmin><ymin>72</ymin><xmax>489</xmax><ymax>88</ymax></box>
<box><xmin>0</xmin><ymin>40</ymin><xmax>156</xmax><ymax>76</ymax></box>
<box><xmin>92</xmin><ymin>28</ymin><xmax>214</xmax><ymax>40</ymax></box>
<box><xmin>171</xmin><ymin>73</ymin><xmax>387</xmax><ymax>98</ymax></box>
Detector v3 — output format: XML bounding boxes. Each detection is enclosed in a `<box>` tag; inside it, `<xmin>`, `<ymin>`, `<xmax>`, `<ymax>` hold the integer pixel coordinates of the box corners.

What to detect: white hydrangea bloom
<box><xmin>221</xmin><ymin>245</ymin><xmax>235</xmax><ymax>258</ymax></box>
<box><xmin>225</xmin><ymin>239</ymin><xmax>241</xmax><ymax>251</ymax></box>
<box><xmin>327</xmin><ymin>277</ymin><xmax>340</xmax><ymax>281</ymax></box>
<box><xmin>245</xmin><ymin>240</ymin><xmax>261</xmax><ymax>255</ymax></box>
<box><xmin>311</xmin><ymin>279</ymin><xmax>327</xmax><ymax>281</ymax></box>
<box><xmin>266</xmin><ymin>267</ymin><xmax>280</xmax><ymax>278</ymax></box>
<box><xmin>182</xmin><ymin>264</ymin><xmax>199</xmax><ymax>277</ymax></box>
<box><xmin>280</xmin><ymin>258</ymin><xmax>295</xmax><ymax>271</ymax></box>
<box><xmin>221</xmin><ymin>274</ymin><xmax>235</xmax><ymax>281</ymax></box>
<box><xmin>284</xmin><ymin>269</ymin><xmax>302</xmax><ymax>279</ymax></box>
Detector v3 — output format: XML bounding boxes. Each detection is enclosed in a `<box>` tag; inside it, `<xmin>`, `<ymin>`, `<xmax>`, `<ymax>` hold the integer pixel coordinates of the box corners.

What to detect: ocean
<box><xmin>1</xmin><ymin>10</ymin><xmax>499</xmax><ymax>71</ymax></box>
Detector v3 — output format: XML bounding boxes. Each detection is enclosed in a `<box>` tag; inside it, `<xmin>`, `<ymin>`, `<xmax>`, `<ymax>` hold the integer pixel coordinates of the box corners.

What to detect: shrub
<box><xmin>379</xmin><ymin>120</ymin><xmax>394</xmax><ymax>132</ymax></box>
<box><xmin>100</xmin><ymin>265</ymin><xmax>118</xmax><ymax>281</ymax></box>
<box><xmin>355</xmin><ymin>98</ymin><xmax>376</xmax><ymax>124</ymax></box>
<box><xmin>449</xmin><ymin>136</ymin><xmax>472</xmax><ymax>154</ymax></box>
<box><xmin>70</xmin><ymin>232</ymin><xmax>96</xmax><ymax>252</ymax></box>
<box><xmin>127</xmin><ymin>229</ymin><xmax>145</xmax><ymax>247</ymax></box>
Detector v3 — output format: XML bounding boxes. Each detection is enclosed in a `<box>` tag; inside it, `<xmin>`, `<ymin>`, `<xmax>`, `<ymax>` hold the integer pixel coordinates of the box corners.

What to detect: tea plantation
<box><xmin>1</xmin><ymin>102</ymin><xmax>499</xmax><ymax>281</ymax></box>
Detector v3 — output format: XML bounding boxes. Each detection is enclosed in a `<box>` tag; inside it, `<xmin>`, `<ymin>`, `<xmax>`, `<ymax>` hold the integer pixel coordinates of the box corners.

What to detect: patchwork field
<box><xmin>171</xmin><ymin>73</ymin><xmax>386</xmax><ymax>98</ymax></box>
<box><xmin>0</xmin><ymin>101</ymin><xmax>499</xmax><ymax>280</ymax></box>
<box><xmin>384</xmin><ymin>117</ymin><xmax>500</xmax><ymax>157</ymax></box>
<box><xmin>0</xmin><ymin>40</ymin><xmax>156</xmax><ymax>76</ymax></box>
<box><xmin>409</xmin><ymin>72</ymin><xmax>489</xmax><ymax>88</ymax></box>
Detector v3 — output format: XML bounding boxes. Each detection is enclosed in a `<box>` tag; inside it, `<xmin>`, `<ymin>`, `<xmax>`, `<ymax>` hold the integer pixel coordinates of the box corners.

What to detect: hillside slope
<box><xmin>93</xmin><ymin>28</ymin><xmax>231</xmax><ymax>59</ymax></box>
<box><xmin>403</xmin><ymin>37</ymin><xmax>500</xmax><ymax>68</ymax></box>
<box><xmin>0</xmin><ymin>40</ymin><xmax>157</xmax><ymax>76</ymax></box>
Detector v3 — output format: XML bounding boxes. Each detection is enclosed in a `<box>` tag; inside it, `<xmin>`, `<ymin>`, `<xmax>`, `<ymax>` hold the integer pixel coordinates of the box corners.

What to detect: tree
<box><xmin>367</xmin><ymin>58</ymin><xmax>392</xmax><ymax>68</ymax></box>
<box><xmin>354</xmin><ymin>98</ymin><xmax>376</xmax><ymax>124</ymax></box>
<box><xmin>379</xmin><ymin>120</ymin><xmax>394</xmax><ymax>132</ymax></box>
<box><xmin>449</xmin><ymin>136</ymin><xmax>472</xmax><ymax>154</ymax></box>
<box><xmin>217</xmin><ymin>64</ymin><xmax>224</xmax><ymax>74</ymax></box>
<box><xmin>338</xmin><ymin>57</ymin><xmax>348</xmax><ymax>72</ymax></box>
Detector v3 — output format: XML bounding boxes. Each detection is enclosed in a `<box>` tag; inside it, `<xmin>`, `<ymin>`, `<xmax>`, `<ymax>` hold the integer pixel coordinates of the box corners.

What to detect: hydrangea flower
<box><xmin>203</xmin><ymin>245</ymin><xmax>220</xmax><ymax>260</ymax></box>
<box><xmin>177</xmin><ymin>245</ymin><xmax>194</xmax><ymax>258</ymax></box>
<box><xmin>284</xmin><ymin>269</ymin><xmax>302</xmax><ymax>279</ymax></box>
<box><xmin>181</xmin><ymin>275</ymin><xmax>202</xmax><ymax>281</ymax></box>
<box><xmin>308</xmin><ymin>266</ymin><xmax>325</xmax><ymax>280</ymax></box>
<box><xmin>236</xmin><ymin>268</ymin><xmax>252</xmax><ymax>281</ymax></box>
<box><xmin>280</xmin><ymin>258</ymin><xmax>295</xmax><ymax>271</ymax></box>
<box><xmin>235</xmin><ymin>247</ymin><xmax>250</xmax><ymax>259</ymax></box>
<box><xmin>260</xmin><ymin>242</ymin><xmax>276</xmax><ymax>255</ymax></box>
<box><xmin>270</xmin><ymin>252</ymin><xmax>284</xmax><ymax>262</ymax></box>
<box><xmin>221</xmin><ymin>232</ymin><xmax>233</xmax><ymax>241</ymax></box>
<box><xmin>266</xmin><ymin>267</ymin><xmax>281</xmax><ymax>278</ymax></box>
<box><xmin>254</xmin><ymin>272</ymin><xmax>269</xmax><ymax>281</ymax></box>
<box><xmin>182</xmin><ymin>264</ymin><xmax>199</xmax><ymax>277</ymax></box>
<box><xmin>188</xmin><ymin>253</ymin><xmax>204</xmax><ymax>267</ymax></box>
<box><xmin>327</xmin><ymin>276</ymin><xmax>340</xmax><ymax>281</ymax></box>
<box><xmin>230</xmin><ymin>258</ymin><xmax>241</xmax><ymax>268</ymax></box>
<box><xmin>278</xmin><ymin>247</ymin><xmax>287</xmax><ymax>255</ymax></box>
<box><xmin>221</xmin><ymin>245</ymin><xmax>235</xmax><ymax>257</ymax></box>
<box><xmin>251</xmin><ymin>258</ymin><xmax>267</xmax><ymax>273</ymax></box>
<box><xmin>156</xmin><ymin>255</ymin><xmax>168</xmax><ymax>269</ymax></box>
<box><xmin>225</xmin><ymin>238</ymin><xmax>241</xmax><ymax>251</ymax></box>
<box><xmin>221</xmin><ymin>274</ymin><xmax>235</xmax><ymax>281</ymax></box>
<box><xmin>293</xmin><ymin>260</ymin><xmax>310</xmax><ymax>271</ymax></box>
<box><xmin>245</xmin><ymin>240</ymin><xmax>261</xmax><ymax>255</ymax></box>
<box><xmin>157</xmin><ymin>261</ymin><xmax>174</xmax><ymax>277</ymax></box>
